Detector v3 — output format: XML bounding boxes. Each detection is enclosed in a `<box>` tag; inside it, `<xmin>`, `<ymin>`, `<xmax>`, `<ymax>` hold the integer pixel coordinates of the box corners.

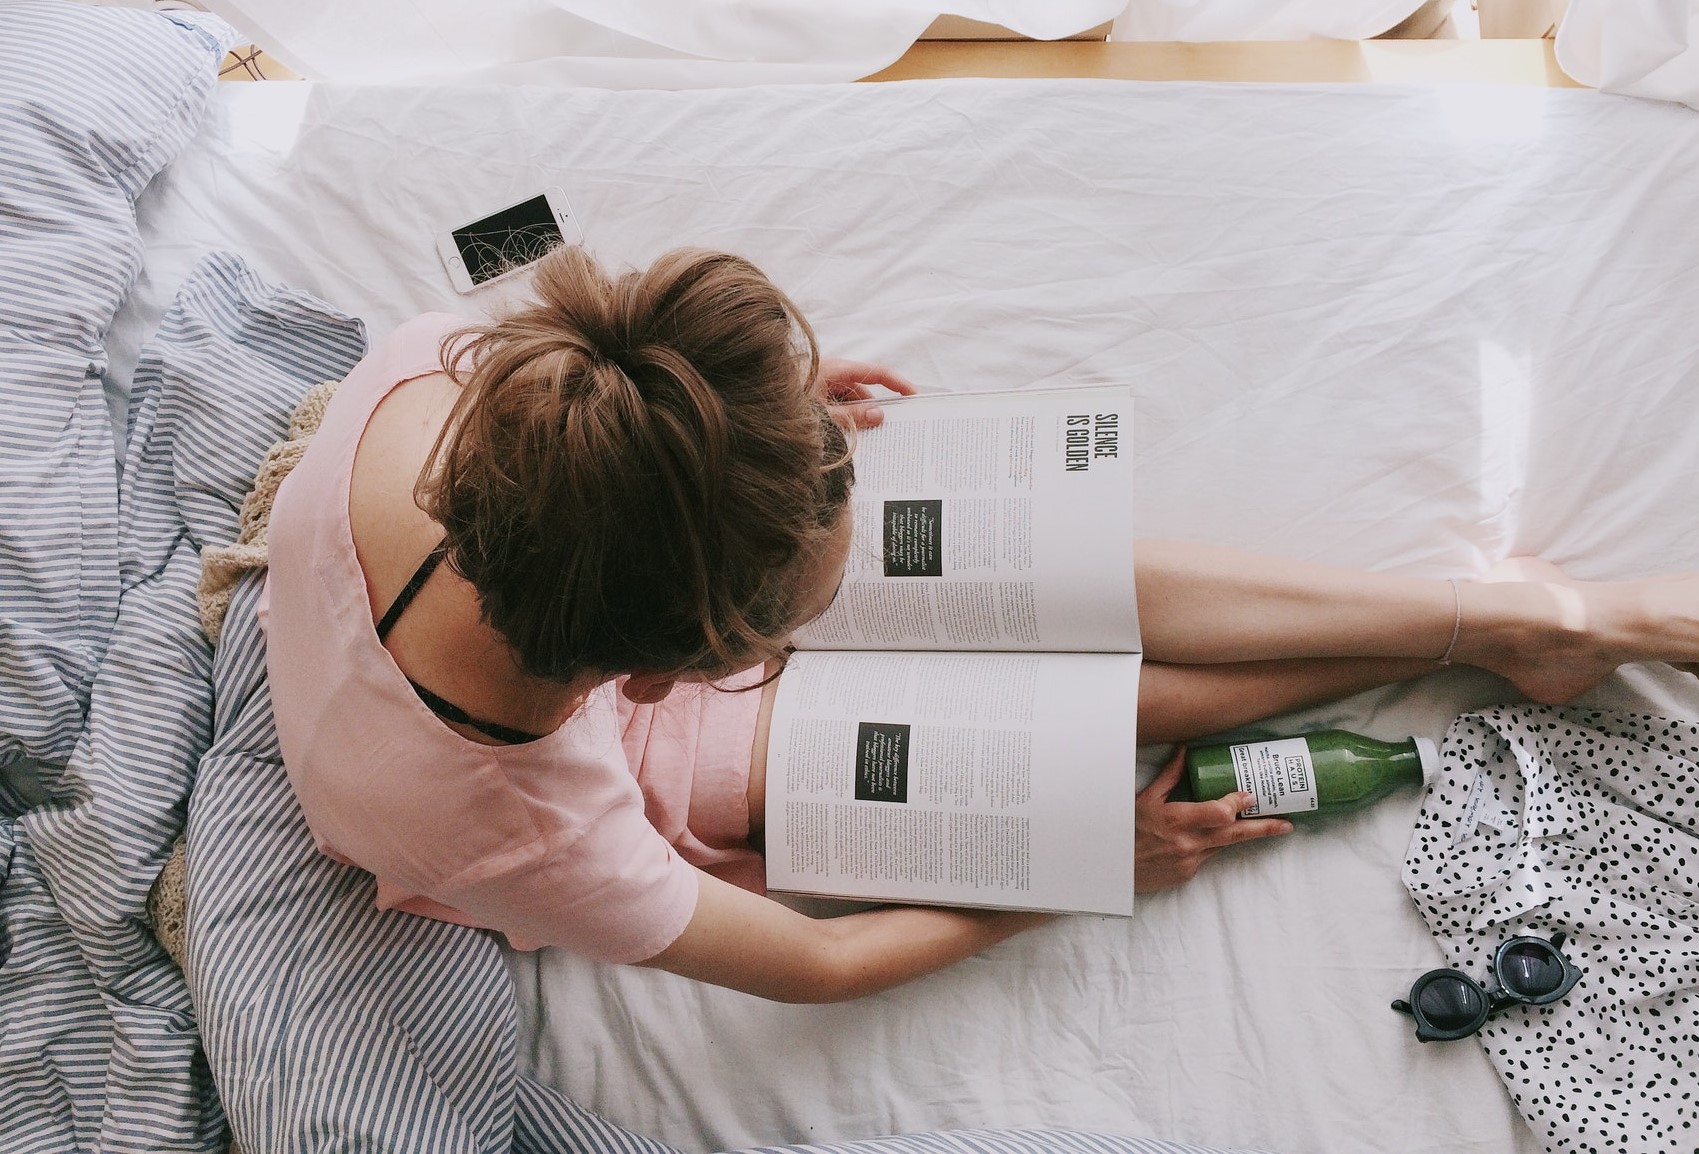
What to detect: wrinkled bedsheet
<box><xmin>96</xmin><ymin>66</ymin><xmax>1699</xmax><ymax>1154</ymax></box>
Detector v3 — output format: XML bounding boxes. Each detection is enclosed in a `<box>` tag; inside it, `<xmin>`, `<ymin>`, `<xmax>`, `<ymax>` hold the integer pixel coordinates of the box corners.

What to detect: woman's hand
<box><xmin>818</xmin><ymin>357</ymin><xmax>917</xmax><ymax>429</ymax></box>
<box><xmin>1134</xmin><ymin>746</ymin><xmax>1293</xmax><ymax>893</ymax></box>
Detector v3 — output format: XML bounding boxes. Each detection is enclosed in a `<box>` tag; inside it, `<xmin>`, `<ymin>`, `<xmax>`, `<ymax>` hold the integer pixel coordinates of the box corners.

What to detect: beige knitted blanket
<box><xmin>145</xmin><ymin>380</ymin><xmax>338</xmax><ymax>970</ymax></box>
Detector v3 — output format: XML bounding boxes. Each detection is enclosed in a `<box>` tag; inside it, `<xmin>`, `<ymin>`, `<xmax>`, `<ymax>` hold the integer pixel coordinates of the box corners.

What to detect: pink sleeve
<box><xmin>618</xmin><ymin>667</ymin><xmax>768</xmax><ymax>893</ymax></box>
<box><xmin>410</xmin><ymin>802</ymin><xmax>702</xmax><ymax>964</ymax></box>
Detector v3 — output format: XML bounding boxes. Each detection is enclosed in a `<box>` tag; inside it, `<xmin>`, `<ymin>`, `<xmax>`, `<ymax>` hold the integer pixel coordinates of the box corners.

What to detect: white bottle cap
<box><xmin>1413</xmin><ymin>736</ymin><xmax>1441</xmax><ymax>787</ymax></box>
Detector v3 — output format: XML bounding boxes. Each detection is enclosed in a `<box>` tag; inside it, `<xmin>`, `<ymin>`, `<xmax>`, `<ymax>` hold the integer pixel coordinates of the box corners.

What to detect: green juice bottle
<box><xmin>1185</xmin><ymin>729</ymin><xmax>1440</xmax><ymax>817</ymax></box>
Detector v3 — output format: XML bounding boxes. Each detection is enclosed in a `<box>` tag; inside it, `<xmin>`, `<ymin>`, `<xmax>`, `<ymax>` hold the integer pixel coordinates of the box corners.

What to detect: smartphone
<box><xmin>436</xmin><ymin>187</ymin><xmax>583</xmax><ymax>294</ymax></box>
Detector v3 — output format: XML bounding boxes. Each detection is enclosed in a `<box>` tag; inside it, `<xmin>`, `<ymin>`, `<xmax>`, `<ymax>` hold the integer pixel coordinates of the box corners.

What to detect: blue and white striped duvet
<box><xmin>1</xmin><ymin>4</ymin><xmax>230</xmax><ymax>1149</ymax></box>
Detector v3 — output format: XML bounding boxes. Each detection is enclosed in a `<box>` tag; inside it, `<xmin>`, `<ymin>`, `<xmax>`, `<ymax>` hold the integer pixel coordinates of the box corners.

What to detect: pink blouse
<box><xmin>261</xmin><ymin>313</ymin><xmax>765</xmax><ymax>964</ymax></box>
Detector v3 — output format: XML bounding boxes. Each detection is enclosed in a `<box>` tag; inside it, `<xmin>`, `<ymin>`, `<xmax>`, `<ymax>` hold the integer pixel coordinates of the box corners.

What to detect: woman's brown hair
<box><xmin>417</xmin><ymin>245</ymin><xmax>852</xmax><ymax>683</ymax></box>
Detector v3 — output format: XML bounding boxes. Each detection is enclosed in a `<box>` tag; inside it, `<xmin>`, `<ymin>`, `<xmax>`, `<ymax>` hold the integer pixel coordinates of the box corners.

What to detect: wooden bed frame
<box><xmin>868</xmin><ymin>39</ymin><xmax>1580</xmax><ymax>87</ymax></box>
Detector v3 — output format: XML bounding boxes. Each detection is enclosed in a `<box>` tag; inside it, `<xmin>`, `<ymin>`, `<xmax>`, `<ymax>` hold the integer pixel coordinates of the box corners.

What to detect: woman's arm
<box><xmin>639</xmin><ymin>872</ymin><xmax>1050</xmax><ymax>1004</ymax></box>
<box><xmin>684</xmin><ymin>668</ymin><xmax>1041</xmax><ymax>1003</ymax></box>
<box><xmin>647</xmin><ymin>738</ymin><xmax>1294</xmax><ymax>1002</ymax></box>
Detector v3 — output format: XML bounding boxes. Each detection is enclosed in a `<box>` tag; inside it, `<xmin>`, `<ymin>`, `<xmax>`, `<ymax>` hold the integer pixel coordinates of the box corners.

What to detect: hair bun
<box><xmin>419</xmin><ymin>245</ymin><xmax>853</xmax><ymax>683</ymax></box>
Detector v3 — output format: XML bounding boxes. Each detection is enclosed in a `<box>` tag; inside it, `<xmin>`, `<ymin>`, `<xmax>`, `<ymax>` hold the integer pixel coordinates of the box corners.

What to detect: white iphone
<box><xmin>436</xmin><ymin>187</ymin><xmax>583</xmax><ymax>294</ymax></box>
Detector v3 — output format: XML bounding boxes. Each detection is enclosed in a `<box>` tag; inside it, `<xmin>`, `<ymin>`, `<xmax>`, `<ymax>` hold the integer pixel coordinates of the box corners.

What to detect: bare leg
<box><xmin>1137</xmin><ymin>657</ymin><xmax>1436</xmax><ymax>745</ymax></box>
<box><xmin>1135</xmin><ymin>540</ymin><xmax>1458</xmax><ymax>664</ymax></box>
<box><xmin>1135</xmin><ymin>539</ymin><xmax>1699</xmax><ymax>704</ymax></box>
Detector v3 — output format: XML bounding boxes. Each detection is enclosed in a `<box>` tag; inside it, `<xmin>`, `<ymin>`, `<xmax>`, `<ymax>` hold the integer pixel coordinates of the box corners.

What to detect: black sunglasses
<box><xmin>1391</xmin><ymin>932</ymin><xmax>1583</xmax><ymax>1043</ymax></box>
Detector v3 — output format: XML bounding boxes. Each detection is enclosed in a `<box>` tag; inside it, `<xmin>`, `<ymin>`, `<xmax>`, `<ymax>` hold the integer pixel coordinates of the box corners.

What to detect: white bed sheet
<box><xmin>122</xmin><ymin>77</ymin><xmax>1699</xmax><ymax>1154</ymax></box>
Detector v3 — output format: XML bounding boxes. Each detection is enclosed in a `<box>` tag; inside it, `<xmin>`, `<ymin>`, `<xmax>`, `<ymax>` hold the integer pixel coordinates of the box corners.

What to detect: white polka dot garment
<box><xmin>1403</xmin><ymin>706</ymin><xmax>1699</xmax><ymax>1153</ymax></box>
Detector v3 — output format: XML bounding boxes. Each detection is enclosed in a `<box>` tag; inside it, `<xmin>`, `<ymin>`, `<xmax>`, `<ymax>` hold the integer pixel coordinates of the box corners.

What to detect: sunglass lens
<box><xmin>1416</xmin><ymin>976</ymin><xmax>1486</xmax><ymax>1032</ymax></box>
<box><xmin>1500</xmin><ymin>942</ymin><xmax>1564</xmax><ymax>996</ymax></box>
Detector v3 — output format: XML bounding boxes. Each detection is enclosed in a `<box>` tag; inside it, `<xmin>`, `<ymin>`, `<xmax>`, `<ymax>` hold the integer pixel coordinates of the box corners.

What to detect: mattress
<box><xmin>117</xmin><ymin>75</ymin><xmax>1699</xmax><ymax>1154</ymax></box>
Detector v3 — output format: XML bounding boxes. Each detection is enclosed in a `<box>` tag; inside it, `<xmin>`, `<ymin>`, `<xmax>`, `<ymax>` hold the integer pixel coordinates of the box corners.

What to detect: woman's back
<box><xmin>352</xmin><ymin>361</ymin><xmax>581</xmax><ymax>744</ymax></box>
<box><xmin>262</xmin><ymin>312</ymin><xmax>757</xmax><ymax>963</ymax></box>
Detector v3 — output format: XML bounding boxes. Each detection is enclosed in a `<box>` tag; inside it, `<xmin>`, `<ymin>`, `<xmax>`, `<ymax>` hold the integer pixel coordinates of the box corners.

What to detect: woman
<box><xmin>264</xmin><ymin>244</ymin><xmax>1699</xmax><ymax>1002</ymax></box>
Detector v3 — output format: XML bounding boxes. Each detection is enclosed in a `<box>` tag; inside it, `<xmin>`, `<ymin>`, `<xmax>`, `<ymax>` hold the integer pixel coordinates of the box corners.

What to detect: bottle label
<box><xmin>1230</xmin><ymin>737</ymin><xmax>1319</xmax><ymax>817</ymax></box>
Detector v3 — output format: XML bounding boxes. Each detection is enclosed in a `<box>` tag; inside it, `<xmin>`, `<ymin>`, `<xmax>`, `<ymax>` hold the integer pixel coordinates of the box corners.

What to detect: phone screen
<box><xmin>450</xmin><ymin>195</ymin><xmax>564</xmax><ymax>286</ymax></box>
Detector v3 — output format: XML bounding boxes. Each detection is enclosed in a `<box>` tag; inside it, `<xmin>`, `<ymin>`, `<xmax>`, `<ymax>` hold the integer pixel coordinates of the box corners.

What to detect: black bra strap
<box><xmin>376</xmin><ymin>540</ymin><xmax>546</xmax><ymax>745</ymax></box>
<box><xmin>376</xmin><ymin>541</ymin><xmax>451</xmax><ymax>641</ymax></box>
<box><xmin>405</xmin><ymin>678</ymin><xmax>545</xmax><ymax>746</ymax></box>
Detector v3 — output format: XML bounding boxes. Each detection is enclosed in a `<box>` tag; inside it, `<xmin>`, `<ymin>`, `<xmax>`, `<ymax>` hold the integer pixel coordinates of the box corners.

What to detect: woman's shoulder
<box><xmin>347</xmin><ymin>375</ymin><xmax>462</xmax><ymax>618</ymax></box>
<box><xmin>376</xmin><ymin>312</ymin><xmax>473</xmax><ymax>378</ymax></box>
<box><xmin>394</xmin><ymin>310</ymin><xmax>472</xmax><ymax>344</ymax></box>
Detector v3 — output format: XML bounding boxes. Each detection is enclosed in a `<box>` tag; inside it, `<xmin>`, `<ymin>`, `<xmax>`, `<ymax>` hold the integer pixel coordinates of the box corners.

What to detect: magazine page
<box><xmin>763</xmin><ymin>649</ymin><xmax>1141</xmax><ymax>916</ymax></box>
<box><xmin>794</xmin><ymin>386</ymin><xmax>1138</xmax><ymax>653</ymax></box>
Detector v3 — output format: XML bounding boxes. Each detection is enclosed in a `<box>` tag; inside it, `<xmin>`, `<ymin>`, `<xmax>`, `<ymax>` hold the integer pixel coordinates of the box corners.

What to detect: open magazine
<box><xmin>763</xmin><ymin>385</ymin><xmax>1141</xmax><ymax>916</ymax></box>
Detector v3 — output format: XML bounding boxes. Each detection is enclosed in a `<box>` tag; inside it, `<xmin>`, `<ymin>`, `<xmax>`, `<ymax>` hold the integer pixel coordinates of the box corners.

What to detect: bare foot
<box><xmin>1634</xmin><ymin>572</ymin><xmax>1699</xmax><ymax>685</ymax></box>
<box><xmin>1468</xmin><ymin>558</ymin><xmax>1699</xmax><ymax>703</ymax></box>
<box><xmin>1467</xmin><ymin>557</ymin><xmax>1623</xmax><ymax>704</ymax></box>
